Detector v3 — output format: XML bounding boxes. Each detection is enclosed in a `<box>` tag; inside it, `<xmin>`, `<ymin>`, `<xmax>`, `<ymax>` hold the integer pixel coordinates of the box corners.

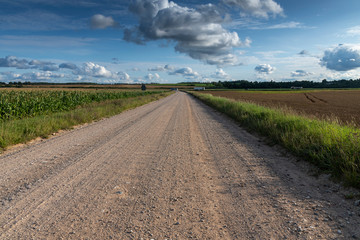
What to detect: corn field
<box><xmin>0</xmin><ymin>90</ymin><xmax>161</xmax><ymax>120</ymax></box>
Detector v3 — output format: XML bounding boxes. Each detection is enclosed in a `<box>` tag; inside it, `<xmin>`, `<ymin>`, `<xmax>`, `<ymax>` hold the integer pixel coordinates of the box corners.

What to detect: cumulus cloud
<box><xmin>320</xmin><ymin>44</ymin><xmax>360</xmax><ymax>71</ymax></box>
<box><xmin>169</xmin><ymin>67</ymin><xmax>200</xmax><ymax>78</ymax></box>
<box><xmin>125</xmin><ymin>0</ymin><xmax>249</xmax><ymax>66</ymax></box>
<box><xmin>291</xmin><ymin>70</ymin><xmax>313</xmax><ymax>77</ymax></box>
<box><xmin>222</xmin><ymin>0</ymin><xmax>283</xmax><ymax>18</ymax></box>
<box><xmin>211</xmin><ymin>68</ymin><xmax>230</xmax><ymax>79</ymax></box>
<box><xmin>148</xmin><ymin>64</ymin><xmax>174</xmax><ymax>71</ymax></box>
<box><xmin>75</xmin><ymin>62</ymin><xmax>131</xmax><ymax>81</ymax></box>
<box><xmin>90</xmin><ymin>14</ymin><xmax>119</xmax><ymax>29</ymax></box>
<box><xmin>145</xmin><ymin>73</ymin><xmax>161</xmax><ymax>81</ymax></box>
<box><xmin>0</xmin><ymin>55</ymin><xmax>59</xmax><ymax>71</ymax></box>
<box><xmin>0</xmin><ymin>56</ymin><xmax>31</xmax><ymax>69</ymax></box>
<box><xmin>117</xmin><ymin>71</ymin><xmax>131</xmax><ymax>81</ymax></box>
<box><xmin>1</xmin><ymin>71</ymin><xmax>65</xmax><ymax>81</ymax></box>
<box><xmin>75</xmin><ymin>62</ymin><xmax>113</xmax><ymax>78</ymax></box>
<box><xmin>59</xmin><ymin>62</ymin><xmax>78</xmax><ymax>70</ymax></box>
<box><xmin>255</xmin><ymin>64</ymin><xmax>275</xmax><ymax>74</ymax></box>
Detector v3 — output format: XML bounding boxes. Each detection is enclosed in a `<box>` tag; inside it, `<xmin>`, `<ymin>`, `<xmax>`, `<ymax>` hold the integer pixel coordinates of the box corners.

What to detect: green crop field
<box><xmin>0</xmin><ymin>89</ymin><xmax>171</xmax><ymax>150</ymax></box>
<box><xmin>0</xmin><ymin>90</ymin><xmax>162</xmax><ymax>121</ymax></box>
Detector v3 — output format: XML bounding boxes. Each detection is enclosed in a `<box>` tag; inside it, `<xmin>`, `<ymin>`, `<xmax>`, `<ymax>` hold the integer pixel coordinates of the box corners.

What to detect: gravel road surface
<box><xmin>0</xmin><ymin>92</ymin><xmax>359</xmax><ymax>239</ymax></box>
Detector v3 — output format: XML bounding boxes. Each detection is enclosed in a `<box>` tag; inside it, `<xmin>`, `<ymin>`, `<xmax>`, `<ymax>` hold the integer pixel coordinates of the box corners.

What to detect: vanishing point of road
<box><xmin>0</xmin><ymin>92</ymin><xmax>359</xmax><ymax>239</ymax></box>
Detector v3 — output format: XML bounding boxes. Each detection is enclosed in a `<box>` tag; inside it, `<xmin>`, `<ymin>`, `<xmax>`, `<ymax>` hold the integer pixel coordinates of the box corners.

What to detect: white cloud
<box><xmin>346</xmin><ymin>26</ymin><xmax>360</xmax><ymax>36</ymax></box>
<box><xmin>145</xmin><ymin>73</ymin><xmax>161</xmax><ymax>81</ymax></box>
<box><xmin>0</xmin><ymin>56</ymin><xmax>29</xmax><ymax>69</ymax></box>
<box><xmin>0</xmin><ymin>55</ymin><xmax>59</xmax><ymax>71</ymax></box>
<box><xmin>90</xmin><ymin>14</ymin><xmax>118</xmax><ymax>29</ymax></box>
<box><xmin>148</xmin><ymin>64</ymin><xmax>174</xmax><ymax>71</ymax></box>
<box><xmin>169</xmin><ymin>67</ymin><xmax>200</xmax><ymax>78</ymax></box>
<box><xmin>255</xmin><ymin>63</ymin><xmax>275</xmax><ymax>74</ymax></box>
<box><xmin>222</xmin><ymin>0</ymin><xmax>283</xmax><ymax>18</ymax></box>
<box><xmin>320</xmin><ymin>44</ymin><xmax>360</xmax><ymax>71</ymax></box>
<box><xmin>211</xmin><ymin>68</ymin><xmax>230</xmax><ymax>79</ymax></box>
<box><xmin>117</xmin><ymin>71</ymin><xmax>131</xmax><ymax>81</ymax></box>
<box><xmin>59</xmin><ymin>62</ymin><xmax>78</xmax><ymax>70</ymax></box>
<box><xmin>125</xmin><ymin>0</ymin><xmax>249</xmax><ymax>66</ymax></box>
<box><xmin>1</xmin><ymin>71</ymin><xmax>65</xmax><ymax>81</ymax></box>
<box><xmin>291</xmin><ymin>70</ymin><xmax>313</xmax><ymax>77</ymax></box>
<box><xmin>265</xmin><ymin>21</ymin><xmax>302</xmax><ymax>29</ymax></box>
<box><xmin>72</xmin><ymin>62</ymin><xmax>131</xmax><ymax>82</ymax></box>
<box><xmin>76</xmin><ymin>62</ymin><xmax>113</xmax><ymax>78</ymax></box>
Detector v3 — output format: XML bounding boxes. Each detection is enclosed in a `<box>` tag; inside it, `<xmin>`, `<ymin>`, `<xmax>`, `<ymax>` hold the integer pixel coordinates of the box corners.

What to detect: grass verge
<box><xmin>190</xmin><ymin>92</ymin><xmax>360</xmax><ymax>188</ymax></box>
<box><xmin>0</xmin><ymin>91</ymin><xmax>172</xmax><ymax>151</ymax></box>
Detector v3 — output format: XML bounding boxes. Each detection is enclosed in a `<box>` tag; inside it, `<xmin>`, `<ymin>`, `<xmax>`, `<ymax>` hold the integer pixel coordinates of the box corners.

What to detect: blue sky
<box><xmin>1</xmin><ymin>0</ymin><xmax>360</xmax><ymax>83</ymax></box>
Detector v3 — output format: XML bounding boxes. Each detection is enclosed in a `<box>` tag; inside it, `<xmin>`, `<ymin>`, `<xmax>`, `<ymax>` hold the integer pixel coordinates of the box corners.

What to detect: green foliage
<box><xmin>191</xmin><ymin>92</ymin><xmax>360</xmax><ymax>188</ymax></box>
<box><xmin>0</xmin><ymin>90</ymin><xmax>161</xmax><ymax>121</ymax></box>
<box><xmin>0</xmin><ymin>92</ymin><xmax>171</xmax><ymax>150</ymax></box>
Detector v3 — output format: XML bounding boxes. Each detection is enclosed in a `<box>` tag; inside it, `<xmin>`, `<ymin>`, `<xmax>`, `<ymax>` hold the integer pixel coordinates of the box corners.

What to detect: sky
<box><xmin>1</xmin><ymin>0</ymin><xmax>360</xmax><ymax>83</ymax></box>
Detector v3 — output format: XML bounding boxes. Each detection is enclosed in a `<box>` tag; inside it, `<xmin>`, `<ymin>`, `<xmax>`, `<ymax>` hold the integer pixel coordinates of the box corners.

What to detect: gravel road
<box><xmin>0</xmin><ymin>91</ymin><xmax>359</xmax><ymax>239</ymax></box>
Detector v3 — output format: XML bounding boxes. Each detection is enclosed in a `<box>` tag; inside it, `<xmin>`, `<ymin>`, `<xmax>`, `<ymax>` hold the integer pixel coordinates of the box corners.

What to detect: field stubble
<box><xmin>203</xmin><ymin>90</ymin><xmax>360</xmax><ymax>126</ymax></box>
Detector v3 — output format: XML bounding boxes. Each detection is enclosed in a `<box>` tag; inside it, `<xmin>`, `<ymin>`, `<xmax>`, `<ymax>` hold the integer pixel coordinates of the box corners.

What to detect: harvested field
<box><xmin>203</xmin><ymin>90</ymin><xmax>360</xmax><ymax>126</ymax></box>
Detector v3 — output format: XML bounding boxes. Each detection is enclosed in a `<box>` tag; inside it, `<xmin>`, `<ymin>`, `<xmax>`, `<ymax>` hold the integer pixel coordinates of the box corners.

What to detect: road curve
<box><xmin>0</xmin><ymin>92</ymin><xmax>359</xmax><ymax>239</ymax></box>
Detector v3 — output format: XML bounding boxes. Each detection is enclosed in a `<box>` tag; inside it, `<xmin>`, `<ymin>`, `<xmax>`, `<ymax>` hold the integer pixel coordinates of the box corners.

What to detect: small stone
<box><xmin>337</xmin><ymin>230</ymin><xmax>342</xmax><ymax>234</ymax></box>
<box><xmin>174</xmin><ymin>222</ymin><xmax>180</xmax><ymax>225</ymax></box>
<box><xmin>355</xmin><ymin>200</ymin><xmax>360</xmax><ymax>206</ymax></box>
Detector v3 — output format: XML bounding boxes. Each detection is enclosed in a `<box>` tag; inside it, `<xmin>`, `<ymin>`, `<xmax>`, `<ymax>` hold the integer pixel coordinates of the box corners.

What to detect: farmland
<box><xmin>0</xmin><ymin>89</ymin><xmax>163</xmax><ymax>120</ymax></box>
<box><xmin>1</xmin><ymin>92</ymin><xmax>360</xmax><ymax>239</ymax></box>
<box><xmin>203</xmin><ymin>90</ymin><xmax>360</xmax><ymax>126</ymax></box>
<box><xmin>0</xmin><ymin>88</ymin><xmax>171</xmax><ymax>150</ymax></box>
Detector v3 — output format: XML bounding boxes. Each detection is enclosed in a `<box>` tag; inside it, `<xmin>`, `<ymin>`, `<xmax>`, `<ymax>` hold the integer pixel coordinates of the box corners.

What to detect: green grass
<box><xmin>190</xmin><ymin>92</ymin><xmax>360</xmax><ymax>188</ymax></box>
<box><xmin>0</xmin><ymin>92</ymin><xmax>172</xmax><ymax>151</ymax></box>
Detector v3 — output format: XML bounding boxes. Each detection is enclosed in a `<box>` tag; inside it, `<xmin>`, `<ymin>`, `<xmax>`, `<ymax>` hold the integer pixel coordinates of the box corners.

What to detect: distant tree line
<box><xmin>210</xmin><ymin>79</ymin><xmax>360</xmax><ymax>89</ymax></box>
<box><xmin>1</xmin><ymin>78</ymin><xmax>360</xmax><ymax>89</ymax></box>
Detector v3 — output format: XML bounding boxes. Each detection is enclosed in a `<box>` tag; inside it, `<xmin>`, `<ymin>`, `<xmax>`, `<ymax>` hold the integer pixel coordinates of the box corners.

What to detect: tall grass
<box><xmin>191</xmin><ymin>92</ymin><xmax>360</xmax><ymax>188</ymax></box>
<box><xmin>0</xmin><ymin>92</ymin><xmax>172</xmax><ymax>150</ymax></box>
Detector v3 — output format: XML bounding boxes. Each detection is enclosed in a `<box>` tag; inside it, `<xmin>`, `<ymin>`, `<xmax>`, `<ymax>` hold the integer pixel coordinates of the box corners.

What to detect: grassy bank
<box><xmin>0</xmin><ymin>91</ymin><xmax>172</xmax><ymax>151</ymax></box>
<box><xmin>190</xmin><ymin>92</ymin><xmax>360</xmax><ymax>188</ymax></box>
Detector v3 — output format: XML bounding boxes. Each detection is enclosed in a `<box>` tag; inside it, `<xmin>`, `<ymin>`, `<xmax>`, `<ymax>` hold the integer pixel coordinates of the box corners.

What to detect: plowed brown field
<box><xmin>203</xmin><ymin>90</ymin><xmax>360</xmax><ymax>126</ymax></box>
